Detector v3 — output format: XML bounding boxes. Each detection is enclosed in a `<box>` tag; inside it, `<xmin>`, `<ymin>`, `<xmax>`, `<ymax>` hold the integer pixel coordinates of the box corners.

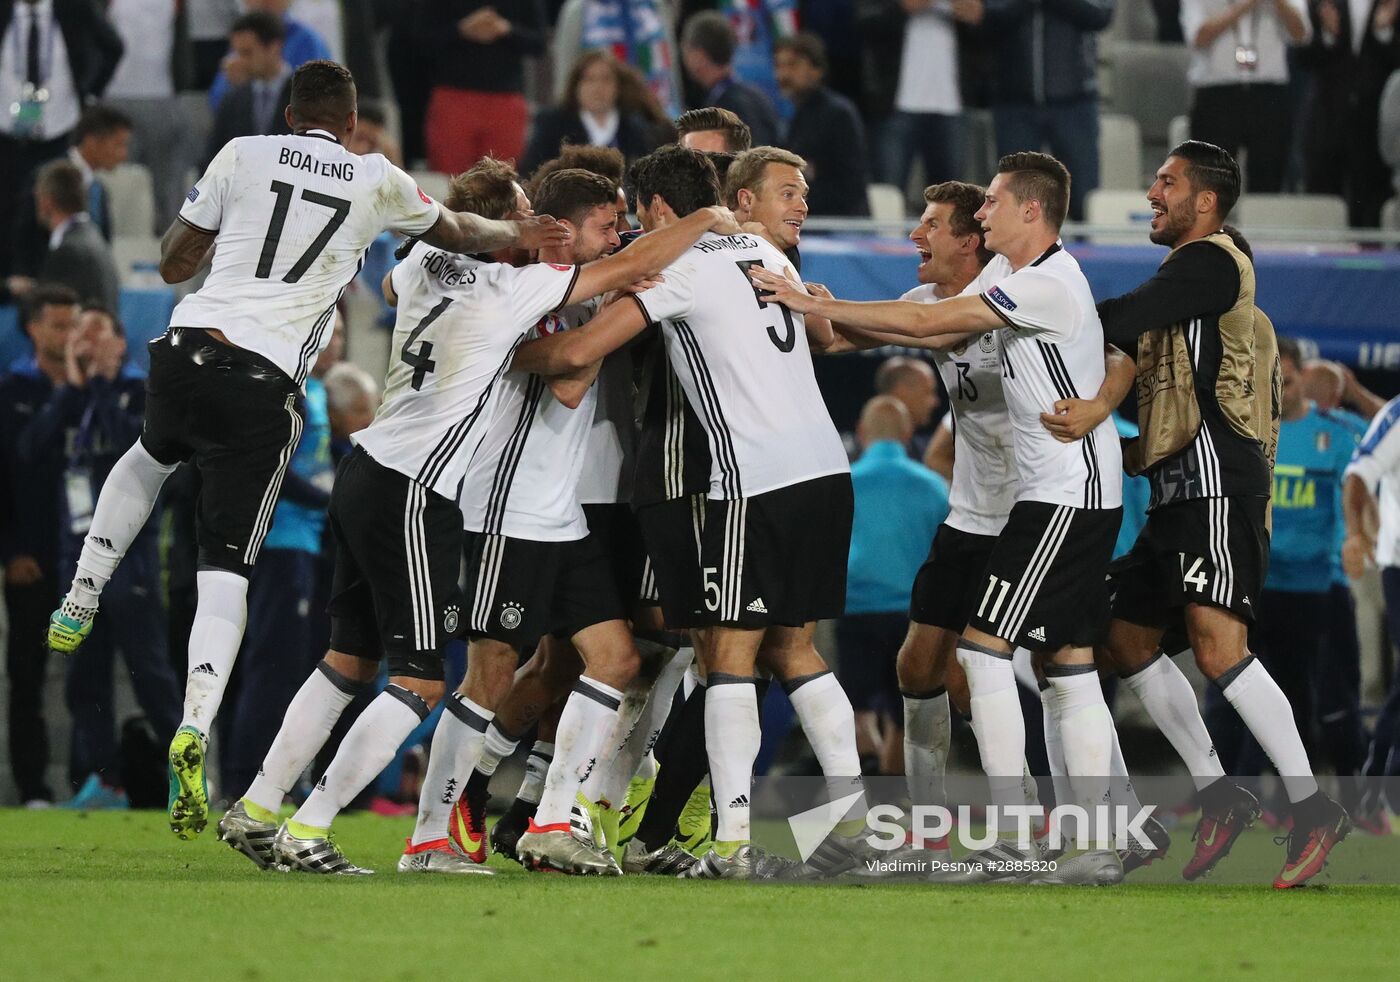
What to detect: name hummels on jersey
<box><xmin>278</xmin><ymin>147</ymin><xmax>354</xmax><ymax>182</ymax></box>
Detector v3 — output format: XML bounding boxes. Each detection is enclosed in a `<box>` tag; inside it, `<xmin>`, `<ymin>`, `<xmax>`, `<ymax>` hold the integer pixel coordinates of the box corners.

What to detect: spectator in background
<box><xmin>772</xmin><ymin>33</ymin><xmax>870</xmax><ymax>216</ymax></box>
<box><xmin>0</xmin><ymin>285</ymin><xmax>83</xmax><ymax>807</ymax></box>
<box><xmin>207</xmin><ymin>0</ymin><xmax>330</xmax><ymax>111</ymax></box>
<box><xmin>323</xmin><ymin>361</ymin><xmax>381</xmax><ymax>453</ymax></box>
<box><xmin>383</xmin><ymin>0</ymin><xmax>432</xmax><ymax>167</ymax></box>
<box><xmin>1206</xmin><ymin>338</ymin><xmax>1368</xmax><ymax>804</ymax></box>
<box><xmin>520</xmin><ymin>50</ymin><xmax>665</xmax><ymax>177</ymax></box>
<box><xmin>6</xmin><ymin>105</ymin><xmax>131</xmax><ymax>302</ymax></box>
<box><xmin>58</xmin><ymin>305</ymin><xmax>181</xmax><ymax>808</ymax></box>
<box><xmin>346</xmin><ymin>99</ymin><xmax>403</xmax><ymax>167</ymax></box>
<box><xmin>718</xmin><ymin>0</ymin><xmax>798</xmax><ymax>108</ymax></box>
<box><xmin>21</xmin><ymin>159</ymin><xmax>120</xmax><ymax>312</ymax></box>
<box><xmin>552</xmin><ymin>0</ymin><xmax>685</xmax><ymax>119</ymax></box>
<box><xmin>189</xmin><ymin>0</ymin><xmax>240</xmax><ymax>89</ymax></box>
<box><xmin>675</xmin><ymin>105</ymin><xmax>752</xmax><ymax>151</ymax></box>
<box><xmin>874</xmin><ymin>355</ymin><xmax>942</xmax><ymax>461</ymax></box>
<box><xmin>218</xmin><ymin>323</ymin><xmax>335</xmax><ymax>799</ymax></box>
<box><xmin>978</xmin><ymin>0</ymin><xmax>1113</xmax><ymax>220</ymax></box>
<box><xmin>1345</xmin><ymin>390</ymin><xmax>1400</xmax><ymax>819</ymax></box>
<box><xmin>680</xmin><ymin>11</ymin><xmax>780</xmax><ymax>147</ymax></box>
<box><xmin>1180</xmin><ymin>0</ymin><xmax>1310</xmax><ymax>193</ymax></box>
<box><xmin>839</xmin><ymin>394</ymin><xmax>951</xmax><ymax>775</ymax></box>
<box><xmin>0</xmin><ymin>0</ymin><xmax>124</xmax><ymax>299</ymax></box>
<box><xmin>204</xmin><ymin>13</ymin><xmax>293</xmax><ymax>168</ymax></box>
<box><xmin>878</xmin><ymin>0</ymin><xmax>978</xmax><ymax>197</ymax></box>
<box><xmin>423</xmin><ymin>1</ymin><xmax>548</xmax><ymax>174</ymax></box>
<box><xmin>617</xmin><ymin>60</ymin><xmax>680</xmax><ymax>146</ymax></box>
<box><xmin>1300</xmin><ymin>0</ymin><xmax>1399</xmax><ymax>226</ymax></box>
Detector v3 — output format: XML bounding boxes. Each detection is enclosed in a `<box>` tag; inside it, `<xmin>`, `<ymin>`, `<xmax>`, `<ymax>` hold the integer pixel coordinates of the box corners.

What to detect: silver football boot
<box><xmin>217</xmin><ymin>800</ymin><xmax>279</xmax><ymax>869</ymax></box>
<box><xmin>680</xmin><ymin>844</ymin><xmax>802</xmax><ymax>880</ymax></box>
<box><xmin>518</xmin><ymin>827</ymin><xmax>621</xmax><ymax>876</ymax></box>
<box><xmin>397</xmin><ymin>841</ymin><xmax>496</xmax><ymax>875</ymax></box>
<box><xmin>1031</xmin><ymin>849</ymin><xmax>1125</xmax><ymax>886</ymax></box>
<box><xmin>942</xmin><ymin>839</ymin><xmax>1042</xmax><ymax>884</ymax></box>
<box><xmin>272</xmin><ymin>823</ymin><xmax>374</xmax><ymax>875</ymax></box>
<box><xmin>621</xmin><ymin>838</ymin><xmax>698</xmax><ymax>875</ymax></box>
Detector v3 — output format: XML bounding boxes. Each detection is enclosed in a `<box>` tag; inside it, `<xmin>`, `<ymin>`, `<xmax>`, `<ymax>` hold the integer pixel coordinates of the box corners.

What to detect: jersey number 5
<box><xmin>400</xmin><ymin>297</ymin><xmax>452</xmax><ymax>390</ymax></box>
<box><xmin>256</xmin><ymin>180</ymin><xmax>352</xmax><ymax>283</ymax></box>
<box><xmin>733</xmin><ymin>260</ymin><xmax>796</xmax><ymax>352</ymax></box>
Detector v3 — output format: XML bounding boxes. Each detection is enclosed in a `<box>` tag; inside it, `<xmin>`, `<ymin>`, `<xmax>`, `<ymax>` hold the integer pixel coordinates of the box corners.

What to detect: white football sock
<box><xmin>903</xmin><ymin>688</ymin><xmax>950</xmax><ymax>807</ymax></box>
<box><xmin>243</xmin><ymin>661</ymin><xmax>367</xmax><ymax>814</ymax></box>
<box><xmin>582</xmin><ymin>669</ymin><xmax>655</xmax><ymax>804</ymax></box>
<box><xmin>67</xmin><ymin>441</ymin><xmax>175</xmax><ymax>608</ymax></box>
<box><xmin>603</xmin><ymin>646</ymin><xmax>692</xmax><ymax>806</ymax></box>
<box><xmin>534</xmin><ymin>677</ymin><xmax>622</xmax><ymax>827</ymax></box>
<box><xmin>1107</xmin><ymin>713</ymin><xmax>1145</xmax><ymax>816</ymax></box>
<box><xmin>1038</xmin><ymin>682</ymin><xmax>1075</xmax><ymax>811</ymax></box>
<box><xmin>293</xmin><ymin>685</ymin><xmax>429</xmax><ymax>830</ymax></box>
<box><xmin>705</xmin><ymin>675</ymin><xmax>760</xmax><ymax>843</ymax></box>
<box><xmin>1219</xmin><ymin>657</ymin><xmax>1318</xmax><ymax>803</ymax></box>
<box><xmin>410</xmin><ymin>692</ymin><xmax>493</xmax><ymax>846</ymax></box>
<box><xmin>1046</xmin><ymin>669</ymin><xmax>1113</xmax><ymax>823</ymax></box>
<box><xmin>957</xmin><ymin>644</ymin><xmax>1025</xmax><ymax>823</ymax></box>
<box><xmin>787</xmin><ymin>671</ymin><xmax>866</xmax><ymax>813</ymax></box>
<box><xmin>179</xmin><ymin>569</ymin><xmax>249</xmax><ymax>737</ymax></box>
<box><xmin>517</xmin><ymin>741</ymin><xmax>554</xmax><ymax>805</ymax></box>
<box><xmin>1122</xmin><ymin>653</ymin><xmax>1224</xmax><ymax>791</ymax></box>
<box><xmin>475</xmin><ymin>721</ymin><xmax>519</xmax><ymax>778</ymax></box>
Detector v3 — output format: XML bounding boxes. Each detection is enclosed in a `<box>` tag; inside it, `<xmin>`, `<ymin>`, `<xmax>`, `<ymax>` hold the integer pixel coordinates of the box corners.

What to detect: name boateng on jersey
<box><xmin>173</xmin><ymin>130</ymin><xmax>442</xmax><ymax>385</ymax></box>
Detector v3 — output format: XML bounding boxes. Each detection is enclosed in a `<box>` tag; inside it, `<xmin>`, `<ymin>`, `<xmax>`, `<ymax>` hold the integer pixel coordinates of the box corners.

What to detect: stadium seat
<box><xmin>111</xmin><ymin>236</ymin><xmax>163</xmax><ymax>285</ymax></box>
<box><xmin>410</xmin><ymin>169</ymin><xmax>452</xmax><ymax>206</ymax></box>
<box><xmin>1168</xmin><ymin>114</ymin><xmax>1190</xmax><ymax>153</ymax></box>
<box><xmin>1381</xmin><ymin>197</ymin><xmax>1399</xmax><ymax>230</ymax></box>
<box><xmin>1103</xmin><ymin>42</ymin><xmax>1191</xmax><ymax>163</ymax></box>
<box><xmin>867</xmin><ymin>183</ymin><xmax>906</xmax><ymax>223</ymax></box>
<box><xmin>1098</xmin><ymin>113</ymin><xmax>1143</xmax><ymax>190</ymax></box>
<box><xmin>1084</xmin><ymin>188</ymin><xmax>1155</xmax><ymax>243</ymax></box>
<box><xmin>1236</xmin><ymin>194</ymin><xmax>1349</xmax><ymax>232</ymax></box>
<box><xmin>103</xmin><ymin>163</ymin><xmax>157</xmax><ymax>239</ymax></box>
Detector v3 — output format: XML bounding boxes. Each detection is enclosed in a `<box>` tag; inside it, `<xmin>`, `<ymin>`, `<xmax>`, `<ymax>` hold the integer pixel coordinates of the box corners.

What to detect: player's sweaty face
<box><xmin>974</xmin><ymin>174</ymin><xmax>1017</xmax><ymax>255</ymax></box>
<box><xmin>1147</xmin><ymin>157</ymin><xmax>1197</xmax><ymax>247</ymax></box>
<box><xmin>570</xmin><ymin>204</ymin><xmax>624</xmax><ymax>263</ymax></box>
<box><xmin>750</xmin><ymin>164</ymin><xmax>808</xmax><ymax>249</ymax></box>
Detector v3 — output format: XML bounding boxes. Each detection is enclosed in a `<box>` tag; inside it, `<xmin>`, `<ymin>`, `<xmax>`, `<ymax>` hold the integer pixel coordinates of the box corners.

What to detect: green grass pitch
<box><xmin>2</xmin><ymin>811</ymin><xmax>1399</xmax><ymax>981</ymax></box>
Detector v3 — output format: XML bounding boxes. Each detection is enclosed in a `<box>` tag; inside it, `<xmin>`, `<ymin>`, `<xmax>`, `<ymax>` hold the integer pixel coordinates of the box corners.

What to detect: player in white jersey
<box><xmin>44</xmin><ymin>62</ymin><xmax>572</xmax><ymax>841</ymax></box>
<box><xmin>209</xmin><ymin>159</ymin><xmax>740</xmax><ymax>874</ymax></box>
<box><xmin>754</xmin><ymin>153</ymin><xmax>1128</xmax><ymax>879</ymax></box>
<box><xmin>556</xmin><ymin>145</ymin><xmax>875</xmax><ymax>879</ymax></box>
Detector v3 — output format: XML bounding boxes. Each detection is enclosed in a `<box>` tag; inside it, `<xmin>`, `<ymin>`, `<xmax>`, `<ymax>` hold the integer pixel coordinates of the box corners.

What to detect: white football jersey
<box><xmin>634</xmin><ymin>232</ymin><xmax>848</xmax><ymax>500</ymax></box>
<box><xmin>459</xmin><ymin>299</ymin><xmax>602</xmax><ymax>541</ymax></box>
<box><xmin>576</xmin><ymin>350</ymin><xmax>637</xmax><ymax>505</ymax></box>
<box><xmin>1345</xmin><ymin>396</ymin><xmax>1400</xmax><ymax>567</ymax></box>
<box><xmin>353</xmin><ymin>245</ymin><xmax>580</xmax><ymax>499</ymax></box>
<box><xmin>902</xmin><ymin>284</ymin><xmax>1016</xmax><ymax>536</ymax></box>
<box><xmin>173</xmin><ymin>130</ymin><xmax>441</xmax><ymax>384</ymax></box>
<box><xmin>971</xmin><ymin>244</ymin><xmax>1122</xmax><ymax>510</ymax></box>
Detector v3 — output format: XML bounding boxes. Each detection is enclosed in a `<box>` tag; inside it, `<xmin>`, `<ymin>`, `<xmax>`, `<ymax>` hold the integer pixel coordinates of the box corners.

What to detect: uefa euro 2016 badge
<box><xmin>500</xmin><ymin>602</ymin><xmax>524</xmax><ymax>630</ymax></box>
<box><xmin>1316</xmin><ymin>431</ymin><xmax>1330</xmax><ymax>452</ymax></box>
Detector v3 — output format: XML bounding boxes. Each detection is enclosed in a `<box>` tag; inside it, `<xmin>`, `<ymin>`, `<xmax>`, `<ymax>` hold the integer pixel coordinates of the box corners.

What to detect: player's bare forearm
<box><xmin>547</xmin><ymin>361</ymin><xmax>602</xmax><ymax>409</ymax></box>
<box><xmin>422</xmin><ymin>212</ymin><xmax>570</xmax><ymax>255</ymax></box>
<box><xmin>381</xmin><ymin>270</ymin><xmax>398</xmax><ymax>307</ymax></box>
<box><xmin>1343</xmin><ymin>473</ymin><xmax>1379</xmax><ymax>539</ymax></box>
<box><xmin>572</xmin><ymin>206</ymin><xmax>736</xmax><ymax>304</ymax></box>
<box><xmin>513</xmin><ymin>296</ymin><xmax>648</xmax><ymax>375</ymax></box>
<box><xmin>1099</xmin><ymin>344</ymin><xmax>1135</xmax><ymax>409</ymax></box>
<box><xmin>159</xmin><ymin>220</ymin><xmax>216</xmax><ymax>283</ymax></box>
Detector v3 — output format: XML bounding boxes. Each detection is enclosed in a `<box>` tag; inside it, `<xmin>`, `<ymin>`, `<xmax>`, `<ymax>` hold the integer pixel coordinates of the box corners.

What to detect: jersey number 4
<box><xmin>733</xmin><ymin>261</ymin><xmax>796</xmax><ymax>352</ymax></box>
<box><xmin>400</xmin><ymin>297</ymin><xmax>452</xmax><ymax>390</ymax></box>
<box><xmin>256</xmin><ymin>180</ymin><xmax>352</xmax><ymax>283</ymax></box>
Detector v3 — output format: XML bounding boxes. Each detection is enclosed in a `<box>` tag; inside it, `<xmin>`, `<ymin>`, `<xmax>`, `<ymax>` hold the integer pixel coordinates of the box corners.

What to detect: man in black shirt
<box><xmin>679</xmin><ymin>12</ymin><xmax>779</xmax><ymax>148</ymax></box>
<box><xmin>1096</xmin><ymin>141</ymin><xmax>1347</xmax><ymax>889</ymax></box>
<box><xmin>772</xmin><ymin>33</ymin><xmax>869</xmax><ymax>217</ymax></box>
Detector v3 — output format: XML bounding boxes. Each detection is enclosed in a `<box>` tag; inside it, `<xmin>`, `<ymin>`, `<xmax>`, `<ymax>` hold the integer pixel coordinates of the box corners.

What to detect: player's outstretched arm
<box><xmin>564</xmin><ymin>206</ymin><xmax>740</xmax><ymax>307</ymax></box>
<box><xmin>512</xmin><ymin>295</ymin><xmax>650</xmax><ymax>378</ymax></box>
<box><xmin>420</xmin><ymin>211</ymin><xmax>572</xmax><ymax>256</ymax></box>
<box><xmin>158</xmin><ymin>218</ymin><xmax>216</xmax><ymax>283</ymax></box>
<box><xmin>546</xmin><ymin>362</ymin><xmax>604</xmax><ymax>409</ymax></box>
<box><xmin>749</xmin><ymin>265</ymin><xmax>998</xmax><ymax>343</ymax></box>
<box><xmin>1039</xmin><ymin>343</ymin><xmax>1136</xmax><ymax>443</ymax></box>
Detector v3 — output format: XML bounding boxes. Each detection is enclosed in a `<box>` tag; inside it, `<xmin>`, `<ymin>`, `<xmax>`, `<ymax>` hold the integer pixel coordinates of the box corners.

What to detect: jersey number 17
<box><xmin>255</xmin><ymin>180</ymin><xmax>352</xmax><ymax>283</ymax></box>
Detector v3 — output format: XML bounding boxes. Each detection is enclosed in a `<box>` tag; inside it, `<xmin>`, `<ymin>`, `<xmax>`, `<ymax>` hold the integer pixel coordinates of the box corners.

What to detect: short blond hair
<box><xmin>445</xmin><ymin>156</ymin><xmax>520</xmax><ymax>218</ymax></box>
<box><xmin>724</xmin><ymin>146</ymin><xmax>806</xmax><ymax>208</ymax></box>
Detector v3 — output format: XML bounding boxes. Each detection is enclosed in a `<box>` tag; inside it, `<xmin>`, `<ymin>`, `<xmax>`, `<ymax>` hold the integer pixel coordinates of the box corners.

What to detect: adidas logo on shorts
<box><xmin>746</xmin><ymin>597</ymin><xmax>768</xmax><ymax>614</ymax></box>
<box><xmin>1027</xmin><ymin>626</ymin><xmax>1047</xmax><ymax>642</ymax></box>
<box><xmin>192</xmin><ymin>662</ymin><xmax>217</xmax><ymax>676</ymax></box>
<box><xmin>729</xmin><ymin>795</ymin><xmax>749</xmax><ymax>808</ymax></box>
